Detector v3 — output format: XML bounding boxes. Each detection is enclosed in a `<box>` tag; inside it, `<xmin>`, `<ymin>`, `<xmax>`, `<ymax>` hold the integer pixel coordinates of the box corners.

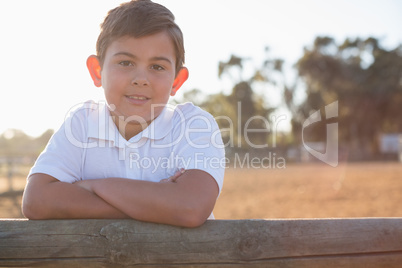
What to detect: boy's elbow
<box><xmin>22</xmin><ymin>174</ymin><xmax>58</xmax><ymax>220</ymax></box>
<box><xmin>177</xmin><ymin>204</ymin><xmax>212</xmax><ymax>228</ymax></box>
<box><xmin>180</xmin><ymin>214</ymin><xmax>207</xmax><ymax>228</ymax></box>
<box><xmin>21</xmin><ymin>200</ymin><xmax>37</xmax><ymax>219</ymax></box>
<box><xmin>22</xmin><ymin>193</ymin><xmax>47</xmax><ymax>220</ymax></box>
<box><xmin>22</xmin><ymin>207</ymin><xmax>36</xmax><ymax>220</ymax></box>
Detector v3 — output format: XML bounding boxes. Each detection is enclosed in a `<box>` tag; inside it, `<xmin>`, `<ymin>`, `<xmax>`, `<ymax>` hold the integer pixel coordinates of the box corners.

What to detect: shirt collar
<box><xmin>139</xmin><ymin>104</ymin><xmax>175</xmax><ymax>140</ymax></box>
<box><xmin>87</xmin><ymin>101</ymin><xmax>120</xmax><ymax>143</ymax></box>
<box><xmin>88</xmin><ymin>102</ymin><xmax>175</xmax><ymax>146</ymax></box>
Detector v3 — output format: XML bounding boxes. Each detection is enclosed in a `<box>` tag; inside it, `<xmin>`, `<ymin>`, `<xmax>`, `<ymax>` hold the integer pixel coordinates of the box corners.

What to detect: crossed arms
<box><xmin>22</xmin><ymin>169</ymin><xmax>219</xmax><ymax>228</ymax></box>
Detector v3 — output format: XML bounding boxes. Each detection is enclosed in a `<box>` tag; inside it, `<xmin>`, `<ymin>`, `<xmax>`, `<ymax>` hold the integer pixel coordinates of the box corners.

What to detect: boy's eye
<box><xmin>119</xmin><ymin>61</ymin><xmax>133</xmax><ymax>67</ymax></box>
<box><xmin>151</xmin><ymin>64</ymin><xmax>164</xmax><ymax>71</ymax></box>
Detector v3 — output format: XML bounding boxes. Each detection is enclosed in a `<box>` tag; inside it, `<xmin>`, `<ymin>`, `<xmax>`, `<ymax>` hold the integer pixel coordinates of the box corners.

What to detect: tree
<box><xmin>203</xmin><ymin>52</ymin><xmax>279</xmax><ymax>149</ymax></box>
<box><xmin>287</xmin><ymin>36</ymin><xmax>402</xmax><ymax>159</ymax></box>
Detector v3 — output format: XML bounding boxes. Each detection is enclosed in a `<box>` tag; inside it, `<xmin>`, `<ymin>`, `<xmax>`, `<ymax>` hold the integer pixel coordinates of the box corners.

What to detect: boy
<box><xmin>22</xmin><ymin>0</ymin><xmax>225</xmax><ymax>228</ymax></box>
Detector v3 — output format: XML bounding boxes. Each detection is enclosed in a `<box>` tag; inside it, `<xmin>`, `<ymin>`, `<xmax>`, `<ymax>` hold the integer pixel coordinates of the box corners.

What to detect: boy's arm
<box><xmin>75</xmin><ymin>170</ymin><xmax>219</xmax><ymax>227</ymax></box>
<box><xmin>22</xmin><ymin>173</ymin><xmax>129</xmax><ymax>219</ymax></box>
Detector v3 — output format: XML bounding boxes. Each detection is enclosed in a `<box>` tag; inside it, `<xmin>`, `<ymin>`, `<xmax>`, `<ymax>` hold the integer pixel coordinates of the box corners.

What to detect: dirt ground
<box><xmin>1</xmin><ymin>162</ymin><xmax>401</xmax><ymax>219</ymax></box>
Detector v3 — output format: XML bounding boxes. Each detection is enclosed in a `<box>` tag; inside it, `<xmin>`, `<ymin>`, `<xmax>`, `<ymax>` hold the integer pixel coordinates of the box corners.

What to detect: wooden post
<box><xmin>6</xmin><ymin>159</ymin><xmax>14</xmax><ymax>192</ymax></box>
<box><xmin>1</xmin><ymin>218</ymin><xmax>402</xmax><ymax>267</ymax></box>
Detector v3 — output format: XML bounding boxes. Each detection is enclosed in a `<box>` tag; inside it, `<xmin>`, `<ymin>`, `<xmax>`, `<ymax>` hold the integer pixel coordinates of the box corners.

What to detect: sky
<box><xmin>1</xmin><ymin>0</ymin><xmax>401</xmax><ymax>137</ymax></box>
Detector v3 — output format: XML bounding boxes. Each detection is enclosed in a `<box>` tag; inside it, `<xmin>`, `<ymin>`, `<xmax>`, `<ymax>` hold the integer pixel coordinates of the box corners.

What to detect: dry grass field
<box><xmin>1</xmin><ymin>162</ymin><xmax>401</xmax><ymax>219</ymax></box>
<box><xmin>214</xmin><ymin>162</ymin><xmax>402</xmax><ymax>219</ymax></box>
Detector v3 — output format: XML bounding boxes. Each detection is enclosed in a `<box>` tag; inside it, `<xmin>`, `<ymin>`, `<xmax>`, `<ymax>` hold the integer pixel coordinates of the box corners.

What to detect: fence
<box><xmin>1</xmin><ymin>218</ymin><xmax>402</xmax><ymax>267</ymax></box>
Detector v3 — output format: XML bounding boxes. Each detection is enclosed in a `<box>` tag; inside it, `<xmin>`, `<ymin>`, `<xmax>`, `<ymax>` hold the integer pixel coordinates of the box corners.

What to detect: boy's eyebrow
<box><xmin>113</xmin><ymin>52</ymin><xmax>173</xmax><ymax>65</ymax></box>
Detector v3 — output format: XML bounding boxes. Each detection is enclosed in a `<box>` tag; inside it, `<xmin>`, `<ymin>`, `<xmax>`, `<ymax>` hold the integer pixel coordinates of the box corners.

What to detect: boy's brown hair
<box><xmin>96</xmin><ymin>0</ymin><xmax>185</xmax><ymax>75</ymax></box>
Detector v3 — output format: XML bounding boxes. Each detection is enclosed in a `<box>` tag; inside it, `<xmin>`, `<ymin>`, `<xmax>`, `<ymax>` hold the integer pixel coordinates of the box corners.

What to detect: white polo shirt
<box><xmin>29</xmin><ymin>101</ymin><xmax>225</xmax><ymax>194</ymax></box>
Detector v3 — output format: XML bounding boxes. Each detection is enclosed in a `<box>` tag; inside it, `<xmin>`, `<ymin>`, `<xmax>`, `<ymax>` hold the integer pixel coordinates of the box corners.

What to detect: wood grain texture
<box><xmin>1</xmin><ymin>218</ymin><xmax>402</xmax><ymax>267</ymax></box>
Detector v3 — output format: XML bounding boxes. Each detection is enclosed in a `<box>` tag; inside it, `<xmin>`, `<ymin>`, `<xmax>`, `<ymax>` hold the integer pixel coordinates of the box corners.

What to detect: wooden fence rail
<box><xmin>1</xmin><ymin>218</ymin><xmax>402</xmax><ymax>267</ymax></box>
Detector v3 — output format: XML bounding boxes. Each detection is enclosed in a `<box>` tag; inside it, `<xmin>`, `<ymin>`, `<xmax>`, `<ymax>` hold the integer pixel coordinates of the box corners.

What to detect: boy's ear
<box><xmin>171</xmin><ymin>67</ymin><xmax>189</xmax><ymax>96</ymax></box>
<box><xmin>86</xmin><ymin>55</ymin><xmax>102</xmax><ymax>87</ymax></box>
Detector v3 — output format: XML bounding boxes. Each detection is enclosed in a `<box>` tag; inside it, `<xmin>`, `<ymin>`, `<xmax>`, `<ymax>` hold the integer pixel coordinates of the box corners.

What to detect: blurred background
<box><xmin>1</xmin><ymin>0</ymin><xmax>402</xmax><ymax>219</ymax></box>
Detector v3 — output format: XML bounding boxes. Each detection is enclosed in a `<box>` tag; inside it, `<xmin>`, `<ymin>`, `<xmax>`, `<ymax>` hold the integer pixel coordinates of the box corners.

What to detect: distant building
<box><xmin>286</xmin><ymin>142</ymin><xmax>326</xmax><ymax>163</ymax></box>
<box><xmin>379</xmin><ymin>134</ymin><xmax>402</xmax><ymax>161</ymax></box>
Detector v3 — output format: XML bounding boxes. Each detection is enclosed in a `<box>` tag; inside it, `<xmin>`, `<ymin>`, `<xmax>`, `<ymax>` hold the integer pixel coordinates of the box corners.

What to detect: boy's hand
<box><xmin>159</xmin><ymin>168</ymin><xmax>185</xmax><ymax>183</ymax></box>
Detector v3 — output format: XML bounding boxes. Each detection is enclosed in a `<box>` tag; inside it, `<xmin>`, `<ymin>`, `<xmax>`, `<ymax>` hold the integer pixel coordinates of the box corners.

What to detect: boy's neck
<box><xmin>112</xmin><ymin>116</ymin><xmax>150</xmax><ymax>141</ymax></box>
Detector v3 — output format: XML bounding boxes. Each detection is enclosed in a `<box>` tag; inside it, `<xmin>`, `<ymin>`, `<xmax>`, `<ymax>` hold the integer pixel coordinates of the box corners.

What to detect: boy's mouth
<box><xmin>125</xmin><ymin>95</ymin><xmax>150</xmax><ymax>104</ymax></box>
<box><xmin>127</xmin><ymin>95</ymin><xmax>148</xmax><ymax>100</ymax></box>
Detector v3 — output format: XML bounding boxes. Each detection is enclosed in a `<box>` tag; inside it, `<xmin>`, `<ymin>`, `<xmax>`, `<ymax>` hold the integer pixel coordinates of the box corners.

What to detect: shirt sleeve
<box><xmin>172</xmin><ymin>105</ymin><xmax>225</xmax><ymax>194</ymax></box>
<box><xmin>28</xmin><ymin>105</ymin><xmax>88</xmax><ymax>183</ymax></box>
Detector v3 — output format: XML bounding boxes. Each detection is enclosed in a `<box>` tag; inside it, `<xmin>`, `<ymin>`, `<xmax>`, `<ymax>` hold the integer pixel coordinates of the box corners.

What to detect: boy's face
<box><xmin>100</xmin><ymin>32</ymin><xmax>178</xmax><ymax>124</ymax></box>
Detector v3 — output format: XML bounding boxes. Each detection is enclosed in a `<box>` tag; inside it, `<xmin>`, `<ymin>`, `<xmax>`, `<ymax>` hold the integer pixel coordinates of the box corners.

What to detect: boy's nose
<box><xmin>132</xmin><ymin>71</ymin><xmax>149</xmax><ymax>86</ymax></box>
